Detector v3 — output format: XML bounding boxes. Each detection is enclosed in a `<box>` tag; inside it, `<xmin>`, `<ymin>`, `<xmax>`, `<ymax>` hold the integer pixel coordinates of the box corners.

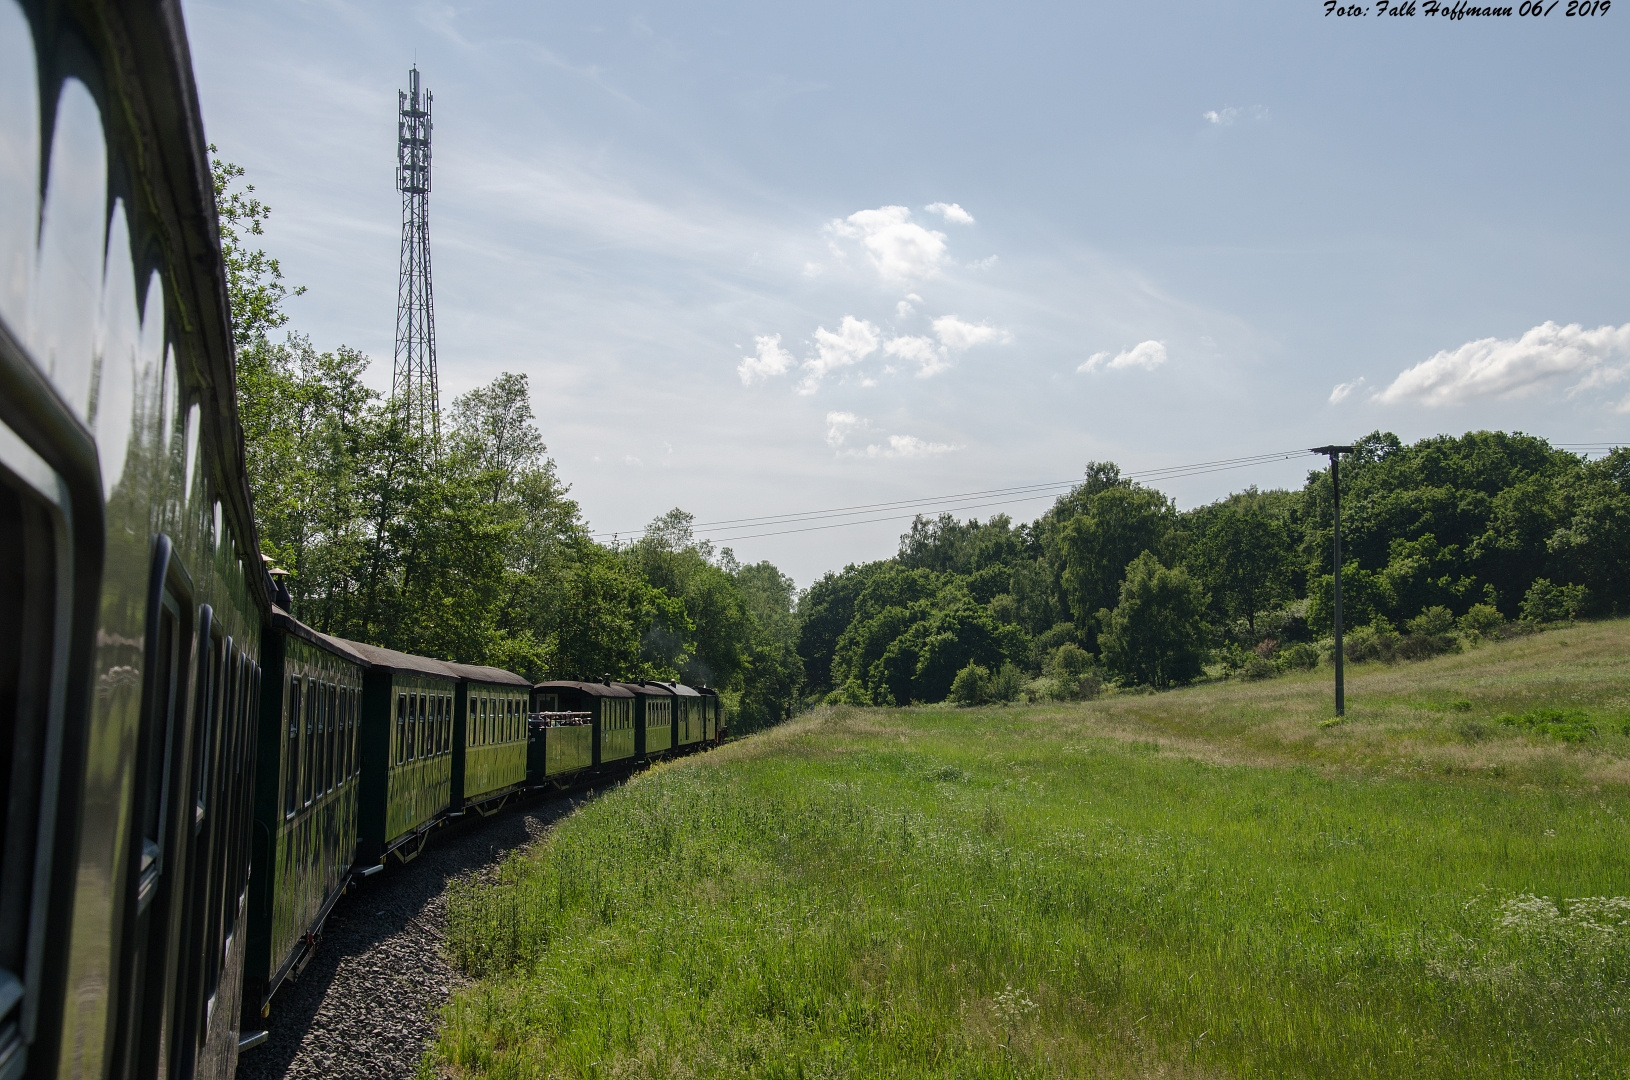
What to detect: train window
<box><xmin>327</xmin><ymin>681</ymin><xmax>337</xmax><ymax>789</ymax></box>
<box><xmin>313</xmin><ymin>680</ymin><xmax>327</xmax><ymax>798</ymax></box>
<box><xmin>419</xmin><ymin>692</ymin><xmax>428</xmax><ymax>760</ymax></box>
<box><xmin>345</xmin><ymin>686</ymin><xmax>356</xmax><ymax>780</ymax></box>
<box><xmin>303</xmin><ymin>671</ymin><xmax>316</xmax><ymax>806</ymax></box>
<box><xmin>285</xmin><ymin>677</ymin><xmax>301</xmax><ymax>816</ymax></box>
<box><xmin>439</xmin><ymin>694</ymin><xmax>449</xmax><ymax>754</ymax></box>
<box><xmin>395</xmin><ymin>692</ymin><xmax>406</xmax><ymax>765</ymax></box>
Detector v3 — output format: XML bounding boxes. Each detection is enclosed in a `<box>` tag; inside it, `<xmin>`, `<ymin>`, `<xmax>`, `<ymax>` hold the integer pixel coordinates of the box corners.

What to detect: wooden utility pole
<box><xmin>1310</xmin><ymin>445</ymin><xmax>1355</xmax><ymax>716</ymax></box>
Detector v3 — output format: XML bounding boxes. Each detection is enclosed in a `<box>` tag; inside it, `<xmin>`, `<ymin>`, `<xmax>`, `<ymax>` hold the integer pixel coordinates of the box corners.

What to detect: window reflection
<box><xmin>0</xmin><ymin>1</ymin><xmax>38</xmax><ymax>334</ymax></box>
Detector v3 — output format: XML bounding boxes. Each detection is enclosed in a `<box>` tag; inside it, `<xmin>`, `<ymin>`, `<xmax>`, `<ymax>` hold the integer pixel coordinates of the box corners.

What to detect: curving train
<box><xmin>0</xmin><ymin>4</ymin><xmax>717</xmax><ymax>1080</ymax></box>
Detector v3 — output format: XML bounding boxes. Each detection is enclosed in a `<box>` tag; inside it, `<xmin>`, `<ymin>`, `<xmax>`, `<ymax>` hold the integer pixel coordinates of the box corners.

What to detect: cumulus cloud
<box><xmin>933</xmin><ymin>315</ymin><xmax>1004</xmax><ymax>351</ymax></box>
<box><xmin>826</xmin><ymin>206</ymin><xmax>948</xmax><ymax>284</ymax></box>
<box><xmin>925</xmin><ymin>202</ymin><xmax>975</xmax><ymax>225</ymax></box>
<box><xmin>825</xmin><ymin>410</ymin><xmax>861</xmax><ymax>447</ymax></box>
<box><xmin>797</xmin><ymin>315</ymin><xmax>880</xmax><ymax>394</ymax></box>
<box><xmin>737</xmin><ymin>334</ymin><xmax>795</xmax><ymax>385</ymax></box>
<box><xmin>1203</xmin><ymin>106</ymin><xmax>1240</xmax><ymax>126</ymax></box>
<box><xmin>1329</xmin><ymin>377</ymin><xmax>1366</xmax><ymax>404</ymax></box>
<box><xmin>1079</xmin><ymin>340</ymin><xmax>1168</xmax><ymax>373</ymax></box>
<box><xmin>884</xmin><ymin>335</ymin><xmax>949</xmax><ymax>378</ymax></box>
<box><xmin>1376</xmin><ymin>321</ymin><xmax>1630</xmax><ymax>406</ymax></box>
<box><xmin>866</xmin><ymin>434</ymin><xmax>956</xmax><ymax>458</ymax></box>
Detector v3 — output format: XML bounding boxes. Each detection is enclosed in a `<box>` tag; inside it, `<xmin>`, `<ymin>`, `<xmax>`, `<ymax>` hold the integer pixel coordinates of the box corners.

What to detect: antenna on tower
<box><xmin>393</xmin><ymin>65</ymin><xmax>439</xmax><ymax>438</ymax></box>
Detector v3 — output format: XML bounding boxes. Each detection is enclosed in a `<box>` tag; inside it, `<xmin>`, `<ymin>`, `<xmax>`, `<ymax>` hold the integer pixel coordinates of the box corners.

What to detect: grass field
<box><xmin>434</xmin><ymin>621</ymin><xmax>1630</xmax><ymax>1079</ymax></box>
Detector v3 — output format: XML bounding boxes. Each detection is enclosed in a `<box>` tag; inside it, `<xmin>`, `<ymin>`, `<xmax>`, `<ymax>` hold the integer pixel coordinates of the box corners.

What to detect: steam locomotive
<box><xmin>0</xmin><ymin>4</ymin><xmax>717</xmax><ymax>1079</ymax></box>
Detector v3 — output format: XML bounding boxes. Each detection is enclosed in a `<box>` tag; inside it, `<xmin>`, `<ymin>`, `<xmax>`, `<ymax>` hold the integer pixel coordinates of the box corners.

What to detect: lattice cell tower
<box><xmin>393</xmin><ymin>65</ymin><xmax>439</xmax><ymax>437</ymax></box>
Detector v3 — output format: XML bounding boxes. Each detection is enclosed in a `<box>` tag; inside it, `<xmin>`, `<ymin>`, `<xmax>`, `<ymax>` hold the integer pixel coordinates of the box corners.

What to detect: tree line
<box><xmin>216</xmin><ymin>152</ymin><xmax>803</xmax><ymax>732</ymax></box>
<box><xmin>796</xmin><ymin>432</ymin><xmax>1630</xmax><ymax>702</ymax></box>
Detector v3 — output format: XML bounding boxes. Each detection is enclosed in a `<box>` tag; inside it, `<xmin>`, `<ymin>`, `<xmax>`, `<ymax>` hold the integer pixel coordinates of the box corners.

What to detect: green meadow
<box><xmin>434</xmin><ymin>621</ymin><xmax>1630</xmax><ymax>1079</ymax></box>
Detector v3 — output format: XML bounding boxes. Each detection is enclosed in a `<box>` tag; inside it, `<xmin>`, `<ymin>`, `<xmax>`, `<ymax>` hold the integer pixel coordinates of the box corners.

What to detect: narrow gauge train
<box><xmin>0</xmin><ymin>3</ymin><xmax>722</xmax><ymax>1079</ymax></box>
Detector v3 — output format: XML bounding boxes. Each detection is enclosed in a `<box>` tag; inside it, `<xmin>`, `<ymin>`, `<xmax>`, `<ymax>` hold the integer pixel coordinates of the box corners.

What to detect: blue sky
<box><xmin>183</xmin><ymin>0</ymin><xmax>1630</xmax><ymax>586</ymax></box>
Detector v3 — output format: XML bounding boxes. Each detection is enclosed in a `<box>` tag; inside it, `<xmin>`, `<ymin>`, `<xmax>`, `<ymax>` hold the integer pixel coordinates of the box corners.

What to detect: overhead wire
<box><xmin>593</xmin><ymin>448</ymin><xmax>1313</xmax><ymax>545</ymax></box>
<box><xmin>592</xmin><ymin>439</ymin><xmax>1624</xmax><ymax>547</ymax></box>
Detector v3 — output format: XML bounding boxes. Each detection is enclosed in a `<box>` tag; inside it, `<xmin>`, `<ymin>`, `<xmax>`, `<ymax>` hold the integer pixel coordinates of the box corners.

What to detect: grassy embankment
<box><xmin>433</xmin><ymin>621</ymin><xmax>1630</xmax><ymax>1079</ymax></box>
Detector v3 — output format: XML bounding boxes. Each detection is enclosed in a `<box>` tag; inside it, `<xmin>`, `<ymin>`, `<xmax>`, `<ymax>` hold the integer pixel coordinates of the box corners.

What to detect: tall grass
<box><xmin>435</xmin><ymin>622</ymin><xmax>1630</xmax><ymax>1078</ymax></box>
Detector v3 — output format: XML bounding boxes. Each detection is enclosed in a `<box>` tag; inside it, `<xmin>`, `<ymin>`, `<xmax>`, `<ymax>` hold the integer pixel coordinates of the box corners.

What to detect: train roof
<box><xmin>614</xmin><ymin>680</ymin><xmax>701</xmax><ymax>697</ymax></box>
<box><xmin>328</xmin><ymin>637</ymin><xmax>460</xmax><ymax>679</ymax></box>
<box><xmin>534</xmin><ymin>680</ymin><xmax>636</xmax><ymax>699</ymax></box>
<box><xmin>269</xmin><ymin>606</ymin><xmax>372</xmax><ymax>667</ymax></box>
<box><xmin>439</xmin><ymin>661</ymin><xmax>531</xmax><ymax>688</ymax></box>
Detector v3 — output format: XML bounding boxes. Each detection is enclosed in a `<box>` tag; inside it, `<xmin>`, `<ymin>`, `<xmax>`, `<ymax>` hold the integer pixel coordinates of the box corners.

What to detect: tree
<box><xmin>1186</xmin><ymin>496</ymin><xmax>1294</xmax><ymax>635</ymax></box>
<box><xmin>1098</xmin><ymin>553</ymin><xmax>1208</xmax><ymax>688</ymax></box>
<box><xmin>1058</xmin><ymin>484</ymin><xmax>1175</xmax><ymax>647</ymax></box>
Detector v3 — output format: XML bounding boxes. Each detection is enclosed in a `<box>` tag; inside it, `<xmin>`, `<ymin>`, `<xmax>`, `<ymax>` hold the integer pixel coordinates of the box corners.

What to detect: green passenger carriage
<box><xmin>530</xmin><ymin>681</ymin><xmax>636</xmax><ymax>780</ymax></box>
<box><xmin>448</xmin><ymin>663</ymin><xmax>532</xmax><ymax>814</ymax></box>
<box><xmin>672</xmin><ymin>682</ymin><xmax>704</xmax><ymax>748</ymax></box>
<box><xmin>245</xmin><ymin>610</ymin><xmax>367</xmax><ymax>1015</ymax></box>
<box><xmin>619</xmin><ymin>681</ymin><xmax>677</xmax><ymax>759</ymax></box>
<box><xmin>340</xmin><ymin>641</ymin><xmax>457</xmax><ymax>864</ymax></box>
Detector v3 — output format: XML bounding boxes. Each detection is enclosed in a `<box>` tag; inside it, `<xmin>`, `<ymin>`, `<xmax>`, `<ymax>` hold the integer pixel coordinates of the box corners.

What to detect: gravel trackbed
<box><xmin>235</xmin><ymin>793</ymin><xmax>585</xmax><ymax>1080</ymax></box>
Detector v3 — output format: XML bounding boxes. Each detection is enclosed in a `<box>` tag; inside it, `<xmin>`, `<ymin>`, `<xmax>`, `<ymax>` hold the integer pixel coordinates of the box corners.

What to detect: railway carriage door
<box><xmin>110</xmin><ymin>537</ymin><xmax>194</xmax><ymax>1080</ymax></box>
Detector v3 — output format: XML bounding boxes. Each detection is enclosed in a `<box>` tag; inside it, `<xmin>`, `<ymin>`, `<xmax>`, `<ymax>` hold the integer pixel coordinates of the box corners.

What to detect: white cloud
<box><xmin>865</xmin><ymin>434</ymin><xmax>956</xmax><ymax>458</ymax></box>
<box><xmin>884</xmin><ymin>335</ymin><xmax>949</xmax><ymax>378</ymax></box>
<box><xmin>1329</xmin><ymin>377</ymin><xmax>1366</xmax><ymax>404</ymax></box>
<box><xmin>797</xmin><ymin>315</ymin><xmax>880</xmax><ymax>393</ymax></box>
<box><xmin>1203</xmin><ymin>106</ymin><xmax>1240</xmax><ymax>126</ymax></box>
<box><xmin>826</xmin><ymin>206</ymin><xmax>948</xmax><ymax>284</ymax></box>
<box><xmin>1376</xmin><ymin>321</ymin><xmax>1630</xmax><ymax>406</ymax></box>
<box><xmin>933</xmin><ymin>315</ymin><xmax>1004</xmax><ymax>351</ymax></box>
<box><xmin>925</xmin><ymin>201</ymin><xmax>975</xmax><ymax>225</ymax></box>
<box><xmin>737</xmin><ymin>333</ymin><xmax>795</xmax><ymax>385</ymax></box>
<box><xmin>1079</xmin><ymin>340</ymin><xmax>1167</xmax><ymax>373</ymax></box>
<box><xmin>825</xmin><ymin>410</ymin><xmax>861</xmax><ymax>446</ymax></box>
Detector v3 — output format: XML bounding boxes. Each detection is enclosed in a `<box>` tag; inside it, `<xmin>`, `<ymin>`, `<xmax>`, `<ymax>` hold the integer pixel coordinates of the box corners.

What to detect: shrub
<box><xmin>1520</xmin><ymin>579</ymin><xmax>1587</xmax><ymax>624</ymax></box>
<box><xmin>826</xmin><ymin>679</ymin><xmax>873</xmax><ymax>706</ymax></box>
<box><xmin>1279</xmin><ymin>642</ymin><xmax>1320</xmax><ymax>671</ymax></box>
<box><xmin>1242</xmin><ymin>656</ymin><xmax>1276</xmax><ymax>680</ymax></box>
<box><xmin>1459</xmin><ymin>603</ymin><xmax>1503</xmax><ymax>641</ymax></box>
<box><xmin>1406</xmin><ymin>606</ymin><xmax>1456</xmax><ymax>637</ymax></box>
<box><xmin>1046</xmin><ymin>672</ymin><xmax>1104</xmax><ymax>701</ymax></box>
<box><xmin>1097</xmin><ymin>553</ymin><xmax>1209</xmax><ymax>688</ymax></box>
<box><xmin>1344</xmin><ymin>618</ymin><xmax>1400</xmax><ymax>663</ymax></box>
<box><xmin>989</xmin><ymin>662</ymin><xmax>1026</xmax><ymax>704</ymax></box>
<box><xmin>1046</xmin><ymin>642</ymin><xmax>1095</xmax><ymax>679</ymax></box>
<box><xmin>948</xmin><ymin>662</ymin><xmax>993</xmax><ymax>705</ymax></box>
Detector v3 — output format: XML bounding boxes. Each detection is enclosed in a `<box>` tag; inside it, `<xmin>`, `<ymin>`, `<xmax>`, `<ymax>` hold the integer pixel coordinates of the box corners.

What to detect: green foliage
<box><xmin>947</xmin><ymin>662</ymin><xmax>992</xmax><ymax>705</ymax></box>
<box><xmin>1520</xmin><ymin>578</ymin><xmax>1587</xmax><ymax>624</ymax></box>
<box><xmin>1497</xmin><ymin>708</ymin><xmax>1605</xmax><ymax>743</ymax></box>
<box><xmin>210</xmin><ymin>148</ymin><xmax>304</xmax><ymax>346</ymax></box>
<box><xmin>1460</xmin><ymin>603</ymin><xmax>1505</xmax><ymax>640</ymax></box>
<box><xmin>1058</xmin><ymin>483</ymin><xmax>1175</xmax><ymax>645</ymax></box>
<box><xmin>990</xmin><ymin>661</ymin><xmax>1026</xmax><ymax>703</ymax></box>
<box><xmin>1097</xmin><ymin>552</ymin><xmax>1208</xmax><ymax>688</ymax></box>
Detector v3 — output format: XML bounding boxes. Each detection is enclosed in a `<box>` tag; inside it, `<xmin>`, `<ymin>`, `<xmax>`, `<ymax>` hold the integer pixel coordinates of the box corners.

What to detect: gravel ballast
<box><xmin>235</xmin><ymin>793</ymin><xmax>585</xmax><ymax>1080</ymax></box>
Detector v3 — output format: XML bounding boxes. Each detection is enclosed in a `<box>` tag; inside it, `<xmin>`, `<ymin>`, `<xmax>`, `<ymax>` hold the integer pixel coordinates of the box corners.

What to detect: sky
<box><xmin>181</xmin><ymin>0</ymin><xmax>1630</xmax><ymax>587</ymax></box>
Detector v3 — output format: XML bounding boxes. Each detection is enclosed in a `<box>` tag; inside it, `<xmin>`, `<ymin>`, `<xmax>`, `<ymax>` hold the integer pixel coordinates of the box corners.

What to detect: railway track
<box><xmin>234</xmin><ymin>790</ymin><xmax>589</xmax><ymax>1080</ymax></box>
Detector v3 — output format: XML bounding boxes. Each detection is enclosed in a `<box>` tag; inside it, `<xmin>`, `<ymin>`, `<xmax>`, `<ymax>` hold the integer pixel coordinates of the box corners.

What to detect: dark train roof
<box><xmin>439</xmin><ymin>661</ymin><xmax>531</xmax><ymax>688</ymax></box>
<box><xmin>269</xmin><ymin>606</ymin><xmax>371</xmax><ymax>667</ymax></box>
<box><xmin>614</xmin><ymin>680</ymin><xmax>700</xmax><ymax>697</ymax></box>
<box><xmin>328</xmin><ymin>637</ymin><xmax>459</xmax><ymax>679</ymax></box>
<box><xmin>534</xmin><ymin>680</ymin><xmax>636</xmax><ymax>698</ymax></box>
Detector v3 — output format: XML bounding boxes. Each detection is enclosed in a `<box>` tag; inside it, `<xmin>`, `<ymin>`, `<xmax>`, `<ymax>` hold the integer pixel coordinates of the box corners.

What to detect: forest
<box><xmin>798</xmin><ymin>434</ymin><xmax>1630</xmax><ymax>704</ymax></box>
<box><xmin>220</xmin><ymin>152</ymin><xmax>1630</xmax><ymax>723</ymax></box>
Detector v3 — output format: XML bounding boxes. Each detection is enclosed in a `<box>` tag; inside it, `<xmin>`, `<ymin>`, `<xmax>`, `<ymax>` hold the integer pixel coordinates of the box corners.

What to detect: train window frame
<box><xmin>395</xmin><ymin>691</ymin><xmax>406</xmax><ymax>766</ymax></box>
<box><xmin>326</xmin><ymin>682</ymin><xmax>338</xmax><ymax>793</ymax></box>
<box><xmin>284</xmin><ymin>676</ymin><xmax>301</xmax><ymax>818</ymax></box>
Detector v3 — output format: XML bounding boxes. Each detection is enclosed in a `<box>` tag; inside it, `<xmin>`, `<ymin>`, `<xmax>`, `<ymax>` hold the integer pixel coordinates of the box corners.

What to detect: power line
<box><xmin>596</xmin><ymin>449</ymin><xmax>1312</xmax><ymax>545</ymax></box>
